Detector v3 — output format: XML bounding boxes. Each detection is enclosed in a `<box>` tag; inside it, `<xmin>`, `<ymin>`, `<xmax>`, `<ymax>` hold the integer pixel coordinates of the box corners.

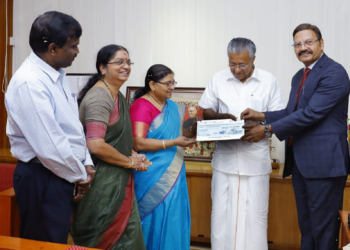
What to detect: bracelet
<box><xmin>127</xmin><ymin>156</ymin><xmax>134</xmax><ymax>168</ymax></box>
<box><xmin>162</xmin><ymin>140</ymin><xmax>166</xmax><ymax>150</ymax></box>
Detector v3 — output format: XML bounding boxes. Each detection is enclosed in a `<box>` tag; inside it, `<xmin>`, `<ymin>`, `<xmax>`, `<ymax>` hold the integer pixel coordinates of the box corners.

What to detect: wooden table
<box><xmin>340</xmin><ymin>210</ymin><xmax>350</xmax><ymax>248</ymax></box>
<box><xmin>0</xmin><ymin>235</ymin><xmax>101</xmax><ymax>250</ymax></box>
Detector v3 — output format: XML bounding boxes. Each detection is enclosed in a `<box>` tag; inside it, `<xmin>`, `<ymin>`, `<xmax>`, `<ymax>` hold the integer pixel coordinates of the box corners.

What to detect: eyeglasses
<box><xmin>229</xmin><ymin>63</ymin><xmax>249</xmax><ymax>69</ymax></box>
<box><xmin>292</xmin><ymin>39</ymin><xmax>319</xmax><ymax>49</ymax></box>
<box><xmin>155</xmin><ymin>81</ymin><xmax>177</xmax><ymax>88</ymax></box>
<box><xmin>107</xmin><ymin>59</ymin><xmax>134</xmax><ymax>66</ymax></box>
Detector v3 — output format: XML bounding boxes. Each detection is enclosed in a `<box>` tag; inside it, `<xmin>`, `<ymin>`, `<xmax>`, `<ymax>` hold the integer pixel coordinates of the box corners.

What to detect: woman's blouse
<box><xmin>79</xmin><ymin>87</ymin><xmax>120</xmax><ymax>141</ymax></box>
<box><xmin>129</xmin><ymin>97</ymin><xmax>161</xmax><ymax>138</ymax></box>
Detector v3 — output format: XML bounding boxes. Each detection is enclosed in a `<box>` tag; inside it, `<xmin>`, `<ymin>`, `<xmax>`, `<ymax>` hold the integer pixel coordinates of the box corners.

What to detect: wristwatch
<box><xmin>264</xmin><ymin>124</ymin><xmax>272</xmax><ymax>138</ymax></box>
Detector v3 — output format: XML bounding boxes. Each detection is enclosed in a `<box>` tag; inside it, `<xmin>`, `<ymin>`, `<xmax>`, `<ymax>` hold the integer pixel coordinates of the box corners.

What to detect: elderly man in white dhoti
<box><xmin>198</xmin><ymin>37</ymin><xmax>285</xmax><ymax>250</ymax></box>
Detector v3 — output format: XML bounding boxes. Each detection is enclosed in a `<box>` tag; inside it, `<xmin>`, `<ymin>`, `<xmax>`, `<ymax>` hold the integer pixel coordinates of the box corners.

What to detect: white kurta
<box><xmin>198</xmin><ymin>67</ymin><xmax>285</xmax><ymax>250</ymax></box>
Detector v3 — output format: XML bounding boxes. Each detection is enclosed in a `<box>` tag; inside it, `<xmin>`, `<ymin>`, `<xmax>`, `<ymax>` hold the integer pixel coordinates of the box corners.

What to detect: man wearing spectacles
<box><xmin>183</xmin><ymin>106</ymin><xmax>198</xmax><ymax>129</ymax></box>
<box><xmin>199</xmin><ymin>38</ymin><xmax>285</xmax><ymax>250</ymax></box>
<box><xmin>241</xmin><ymin>23</ymin><xmax>350</xmax><ymax>250</ymax></box>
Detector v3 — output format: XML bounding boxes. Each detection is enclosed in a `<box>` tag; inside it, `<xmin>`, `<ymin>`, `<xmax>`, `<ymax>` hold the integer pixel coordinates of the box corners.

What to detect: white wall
<box><xmin>12</xmin><ymin>0</ymin><xmax>350</xmax><ymax>162</ymax></box>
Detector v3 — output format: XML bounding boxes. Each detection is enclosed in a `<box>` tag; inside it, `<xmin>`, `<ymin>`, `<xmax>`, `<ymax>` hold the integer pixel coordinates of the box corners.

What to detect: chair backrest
<box><xmin>0</xmin><ymin>164</ymin><xmax>16</xmax><ymax>192</ymax></box>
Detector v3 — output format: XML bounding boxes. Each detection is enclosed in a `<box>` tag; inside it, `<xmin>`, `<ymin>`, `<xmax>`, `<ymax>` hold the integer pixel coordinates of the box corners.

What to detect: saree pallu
<box><xmin>134</xmin><ymin>99</ymin><xmax>191</xmax><ymax>250</ymax></box>
<box><xmin>71</xmin><ymin>92</ymin><xmax>145</xmax><ymax>250</ymax></box>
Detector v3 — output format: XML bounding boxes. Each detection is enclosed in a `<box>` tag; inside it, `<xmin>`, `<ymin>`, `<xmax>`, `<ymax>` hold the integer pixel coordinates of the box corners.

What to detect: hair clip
<box><xmin>42</xmin><ymin>37</ymin><xmax>48</xmax><ymax>43</ymax></box>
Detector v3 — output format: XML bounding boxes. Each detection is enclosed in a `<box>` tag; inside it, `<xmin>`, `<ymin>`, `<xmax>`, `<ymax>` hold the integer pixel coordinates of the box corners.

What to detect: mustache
<box><xmin>299</xmin><ymin>50</ymin><xmax>313</xmax><ymax>56</ymax></box>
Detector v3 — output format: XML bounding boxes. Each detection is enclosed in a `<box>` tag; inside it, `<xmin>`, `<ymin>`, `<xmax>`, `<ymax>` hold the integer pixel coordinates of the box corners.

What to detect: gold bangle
<box><xmin>162</xmin><ymin>140</ymin><xmax>166</xmax><ymax>150</ymax></box>
<box><xmin>127</xmin><ymin>156</ymin><xmax>134</xmax><ymax>168</ymax></box>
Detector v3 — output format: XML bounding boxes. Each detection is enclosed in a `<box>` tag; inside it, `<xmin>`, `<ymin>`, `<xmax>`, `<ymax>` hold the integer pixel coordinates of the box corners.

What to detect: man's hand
<box><xmin>240</xmin><ymin>124</ymin><xmax>265</xmax><ymax>143</ymax></box>
<box><xmin>72</xmin><ymin>185</ymin><xmax>83</xmax><ymax>202</ymax></box>
<box><xmin>73</xmin><ymin>165</ymin><xmax>96</xmax><ymax>201</ymax></box>
<box><xmin>240</xmin><ymin>108</ymin><xmax>265</xmax><ymax>122</ymax></box>
<box><xmin>221</xmin><ymin>113</ymin><xmax>237</xmax><ymax>121</ymax></box>
<box><xmin>191</xmin><ymin>116</ymin><xmax>203</xmax><ymax>132</ymax></box>
<box><xmin>203</xmin><ymin>109</ymin><xmax>237</xmax><ymax>121</ymax></box>
<box><xmin>242</xmin><ymin>122</ymin><xmax>259</xmax><ymax>133</ymax></box>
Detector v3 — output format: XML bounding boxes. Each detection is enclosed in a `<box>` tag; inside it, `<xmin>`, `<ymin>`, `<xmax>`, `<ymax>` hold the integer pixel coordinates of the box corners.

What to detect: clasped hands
<box><xmin>130</xmin><ymin>151</ymin><xmax>152</xmax><ymax>172</ymax></box>
<box><xmin>73</xmin><ymin>164</ymin><xmax>95</xmax><ymax>201</ymax></box>
<box><xmin>219</xmin><ymin>109</ymin><xmax>268</xmax><ymax>143</ymax></box>
<box><xmin>73</xmin><ymin>152</ymin><xmax>152</xmax><ymax>201</ymax></box>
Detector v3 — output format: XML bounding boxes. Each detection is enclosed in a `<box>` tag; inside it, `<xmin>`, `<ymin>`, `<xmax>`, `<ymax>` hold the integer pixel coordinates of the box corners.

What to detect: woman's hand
<box><xmin>129</xmin><ymin>154</ymin><xmax>152</xmax><ymax>172</ymax></box>
<box><xmin>174</xmin><ymin>136</ymin><xmax>197</xmax><ymax>147</ymax></box>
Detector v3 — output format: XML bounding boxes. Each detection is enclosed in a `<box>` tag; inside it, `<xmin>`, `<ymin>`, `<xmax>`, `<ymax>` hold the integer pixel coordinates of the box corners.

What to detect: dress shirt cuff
<box><xmin>84</xmin><ymin>149</ymin><xmax>94</xmax><ymax>167</ymax></box>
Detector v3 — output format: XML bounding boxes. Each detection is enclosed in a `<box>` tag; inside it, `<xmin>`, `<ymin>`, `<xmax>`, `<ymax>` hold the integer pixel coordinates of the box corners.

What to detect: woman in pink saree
<box><xmin>129</xmin><ymin>64</ymin><xmax>199</xmax><ymax>250</ymax></box>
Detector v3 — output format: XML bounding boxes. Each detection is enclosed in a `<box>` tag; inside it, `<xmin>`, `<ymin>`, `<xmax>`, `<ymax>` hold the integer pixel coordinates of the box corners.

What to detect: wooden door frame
<box><xmin>0</xmin><ymin>0</ymin><xmax>13</xmax><ymax>150</ymax></box>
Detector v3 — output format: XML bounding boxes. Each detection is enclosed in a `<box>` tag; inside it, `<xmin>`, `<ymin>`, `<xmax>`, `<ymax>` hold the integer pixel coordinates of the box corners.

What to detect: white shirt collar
<box><xmin>306</xmin><ymin>53</ymin><xmax>324</xmax><ymax>70</ymax></box>
<box><xmin>28</xmin><ymin>51</ymin><xmax>66</xmax><ymax>83</ymax></box>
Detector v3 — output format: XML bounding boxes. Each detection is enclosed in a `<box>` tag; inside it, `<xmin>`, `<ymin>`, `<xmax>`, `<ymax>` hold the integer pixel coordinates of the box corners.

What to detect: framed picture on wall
<box><xmin>66</xmin><ymin>73</ymin><xmax>93</xmax><ymax>97</ymax></box>
<box><xmin>126</xmin><ymin>86</ymin><xmax>215</xmax><ymax>162</ymax></box>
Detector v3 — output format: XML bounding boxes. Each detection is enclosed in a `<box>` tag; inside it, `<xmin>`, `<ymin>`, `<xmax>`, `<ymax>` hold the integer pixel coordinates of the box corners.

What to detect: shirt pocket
<box><xmin>250</xmin><ymin>95</ymin><xmax>265</xmax><ymax>112</ymax></box>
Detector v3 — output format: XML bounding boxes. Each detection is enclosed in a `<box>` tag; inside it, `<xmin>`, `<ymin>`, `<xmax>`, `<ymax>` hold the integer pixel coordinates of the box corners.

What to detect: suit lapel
<box><xmin>293</xmin><ymin>54</ymin><xmax>329</xmax><ymax>110</ymax></box>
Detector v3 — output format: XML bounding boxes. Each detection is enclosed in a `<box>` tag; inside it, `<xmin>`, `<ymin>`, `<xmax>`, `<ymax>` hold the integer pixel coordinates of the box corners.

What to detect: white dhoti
<box><xmin>211</xmin><ymin>169</ymin><xmax>270</xmax><ymax>250</ymax></box>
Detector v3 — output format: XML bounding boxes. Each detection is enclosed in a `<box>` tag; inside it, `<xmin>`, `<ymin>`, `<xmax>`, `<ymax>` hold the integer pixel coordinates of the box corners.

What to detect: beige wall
<box><xmin>12</xmin><ymin>0</ymin><xmax>350</xmax><ymax>162</ymax></box>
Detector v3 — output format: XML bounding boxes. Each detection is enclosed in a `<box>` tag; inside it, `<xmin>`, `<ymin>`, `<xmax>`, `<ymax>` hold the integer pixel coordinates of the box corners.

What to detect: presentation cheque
<box><xmin>196</xmin><ymin>119</ymin><xmax>244</xmax><ymax>141</ymax></box>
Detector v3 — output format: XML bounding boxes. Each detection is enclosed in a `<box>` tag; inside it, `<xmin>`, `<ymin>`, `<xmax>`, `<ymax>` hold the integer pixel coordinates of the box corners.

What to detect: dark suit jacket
<box><xmin>265</xmin><ymin>54</ymin><xmax>350</xmax><ymax>178</ymax></box>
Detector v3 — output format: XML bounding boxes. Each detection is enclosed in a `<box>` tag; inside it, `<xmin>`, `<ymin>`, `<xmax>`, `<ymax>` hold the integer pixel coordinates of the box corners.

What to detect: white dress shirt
<box><xmin>199</xmin><ymin>67</ymin><xmax>285</xmax><ymax>175</ymax></box>
<box><xmin>6</xmin><ymin>51</ymin><xmax>92</xmax><ymax>183</ymax></box>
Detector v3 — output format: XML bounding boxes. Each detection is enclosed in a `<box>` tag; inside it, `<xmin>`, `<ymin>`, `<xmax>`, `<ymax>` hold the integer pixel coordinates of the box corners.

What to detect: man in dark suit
<box><xmin>183</xmin><ymin>106</ymin><xmax>198</xmax><ymax>129</ymax></box>
<box><xmin>240</xmin><ymin>23</ymin><xmax>350</xmax><ymax>250</ymax></box>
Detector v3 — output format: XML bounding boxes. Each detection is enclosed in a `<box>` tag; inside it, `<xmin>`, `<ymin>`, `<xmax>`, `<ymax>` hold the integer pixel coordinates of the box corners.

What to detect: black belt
<box><xmin>30</xmin><ymin>157</ymin><xmax>42</xmax><ymax>164</ymax></box>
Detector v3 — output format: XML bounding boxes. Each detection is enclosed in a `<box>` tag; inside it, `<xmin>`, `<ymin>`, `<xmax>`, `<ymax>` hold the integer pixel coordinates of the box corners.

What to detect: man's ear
<box><xmin>48</xmin><ymin>43</ymin><xmax>57</xmax><ymax>55</ymax></box>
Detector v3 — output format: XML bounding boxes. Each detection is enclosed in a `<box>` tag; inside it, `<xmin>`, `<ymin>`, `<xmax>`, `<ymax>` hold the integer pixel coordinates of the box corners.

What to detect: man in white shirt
<box><xmin>5</xmin><ymin>11</ymin><xmax>95</xmax><ymax>244</ymax></box>
<box><xmin>198</xmin><ymin>37</ymin><xmax>285</xmax><ymax>250</ymax></box>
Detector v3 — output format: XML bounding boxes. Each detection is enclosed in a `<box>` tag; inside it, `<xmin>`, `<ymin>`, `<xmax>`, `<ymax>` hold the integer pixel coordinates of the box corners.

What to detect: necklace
<box><xmin>148</xmin><ymin>93</ymin><xmax>163</xmax><ymax>110</ymax></box>
<box><xmin>101</xmin><ymin>78</ymin><xmax>116</xmax><ymax>102</ymax></box>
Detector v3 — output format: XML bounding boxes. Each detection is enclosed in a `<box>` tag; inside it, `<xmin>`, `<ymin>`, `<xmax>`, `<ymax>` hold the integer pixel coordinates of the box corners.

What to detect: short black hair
<box><xmin>29</xmin><ymin>11</ymin><xmax>82</xmax><ymax>53</ymax></box>
<box><xmin>293</xmin><ymin>23</ymin><xmax>322</xmax><ymax>40</ymax></box>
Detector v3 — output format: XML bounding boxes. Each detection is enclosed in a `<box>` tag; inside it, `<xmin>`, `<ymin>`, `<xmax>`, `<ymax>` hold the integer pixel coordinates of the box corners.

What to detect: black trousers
<box><xmin>13</xmin><ymin>160</ymin><xmax>74</xmax><ymax>244</ymax></box>
<box><xmin>292</xmin><ymin>160</ymin><xmax>347</xmax><ymax>250</ymax></box>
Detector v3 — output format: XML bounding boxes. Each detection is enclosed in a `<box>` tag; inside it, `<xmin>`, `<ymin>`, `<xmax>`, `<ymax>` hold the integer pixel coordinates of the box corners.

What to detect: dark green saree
<box><xmin>71</xmin><ymin>90</ymin><xmax>145</xmax><ymax>250</ymax></box>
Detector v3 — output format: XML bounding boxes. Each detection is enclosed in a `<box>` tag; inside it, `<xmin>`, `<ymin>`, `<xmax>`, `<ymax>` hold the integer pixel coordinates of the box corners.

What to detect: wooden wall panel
<box><xmin>0</xmin><ymin>0</ymin><xmax>13</xmax><ymax>149</ymax></box>
<box><xmin>188</xmin><ymin>176</ymin><xmax>212</xmax><ymax>242</ymax></box>
<box><xmin>267</xmin><ymin>179</ymin><xmax>301</xmax><ymax>249</ymax></box>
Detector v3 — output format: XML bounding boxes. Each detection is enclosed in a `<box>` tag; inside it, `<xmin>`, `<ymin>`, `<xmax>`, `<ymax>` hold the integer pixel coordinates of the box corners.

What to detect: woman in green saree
<box><xmin>71</xmin><ymin>45</ymin><xmax>151</xmax><ymax>250</ymax></box>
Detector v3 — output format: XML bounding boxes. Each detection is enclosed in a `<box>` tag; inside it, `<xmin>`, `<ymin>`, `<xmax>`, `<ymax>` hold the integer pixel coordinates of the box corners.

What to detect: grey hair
<box><xmin>227</xmin><ymin>38</ymin><xmax>256</xmax><ymax>59</ymax></box>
